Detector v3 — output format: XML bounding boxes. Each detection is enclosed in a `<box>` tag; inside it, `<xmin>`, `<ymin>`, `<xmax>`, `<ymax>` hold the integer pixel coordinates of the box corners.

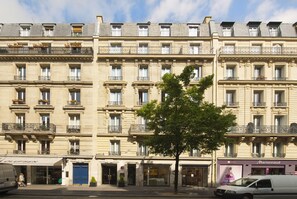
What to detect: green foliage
<box><xmin>90</xmin><ymin>176</ymin><xmax>97</xmax><ymax>183</ymax></box>
<box><xmin>137</xmin><ymin>65</ymin><xmax>236</xmax><ymax>193</ymax></box>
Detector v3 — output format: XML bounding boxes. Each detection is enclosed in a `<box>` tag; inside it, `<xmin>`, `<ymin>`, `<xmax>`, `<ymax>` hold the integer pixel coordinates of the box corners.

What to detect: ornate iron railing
<box><xmin>66</xmin><ymin>125</ymin><xmax>81</xmax><ymax>133</ymax></box>
<box><xmin>228</xmin><ymin>125</ymin><xmax>296</xmax><ymax>134</ymax></box>
<box><xmin>129</xmin><ymin>124</ymin><xmax>151</xmax><ymax>133</ymax></box>
<box><xmin>2</xmin><ymin>123</ymin><xmax>56</xmax><ymax>133</ymax></box>
<box><xmin>108</xmin><ymin>125</ymin><xmax>122</xmax><ymax>133</ymax></box>
<box><xmin>0</xmin><ymin>47</ymin><xmax>93</xmax><ymax>55</ymax></box>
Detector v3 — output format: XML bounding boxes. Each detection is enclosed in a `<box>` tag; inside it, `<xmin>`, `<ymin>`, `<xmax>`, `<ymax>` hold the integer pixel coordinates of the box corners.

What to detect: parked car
<box><xmin>0</xmin><ymin>163</ymin><xmax>18</xmax><ymax>193</ymax></box>
<box><xmin>214</xmin><ymin>175</ymin><xmax>297</xmax><ymax>199</ymax></box>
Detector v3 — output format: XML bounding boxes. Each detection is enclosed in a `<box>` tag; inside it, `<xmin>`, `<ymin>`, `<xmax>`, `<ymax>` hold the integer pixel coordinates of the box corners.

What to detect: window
<box><xmin>274</xmin><ymin>65</ymin><xmax>285</xmax><ymax>80</ymax></box>
<box><xmin>20</xmin><ymin>25</ymin><xmax>31</xmax><ymax>36</ymax></box>
<box><xmin>110</xmin><ymin>140</ymin><xmax>120</xmax><ymax>155</ymax></box>
<box><xmin>249</xmin><ymin>26</ymin><xmax>259</xmax><ymax>36</ymax></box>
<box><xmin>40</xmin><ymin>114</ymin><xmax>50</xmax><ymax>130</ymax></box>
<box><xmin>257</xmin><ymin>180</ymin><xmax>272</xmax><ymax>188</ymax></box>
<box><xmin>16</xmin><ymin>140</ymin><xmax>26</xmax><ymax>154</ymax></box>
<box><xmin>69</xmin><ymin>89</ymin><xmax>81</xmax><ymax>105</ymax></box>
<box><xmin>138</xmin><ymin>43</ymin><xmax>148</xmax><ymax>54</ymax></box>
<box><xmin>254</xmin><ymin>65</ymin><xmax>264</xmax><ymax>80</ymax></box>
<box><xmin>273</xmin><ymin>142</ymin><xmax>284</xmax><ymax>157</ymax></box>
<box><xmin>160</xmin><ymin>25</ymin><xmax>170</xmax><ymax>36</ymax></box>
<box><xmin>252</xmin><ymin>142</ymin><xmax>262</xmax><ymax>157</ymax></box>
<box><xmin>138</xmin><ymin>90</ymin><xmax>148</xmax><ymax>105</ymax></box>
<box><xmin>161</xmin><ymin>91</ymin><xmax>168</xmax><ymax>102</ymax></box>
<box><xmin>161</xmin><ymin>43</ymin><xmax>170</xmax><ymax>54</ymax></box>
<box><xmin>111</xmin><ymin>25</ymin><xmax>121</xmax><ymax>36</ymax></box>
<box><xmin>39</xmin><ymin>89</ymin><xmax>50</xmax><ymax>105</ymax></box>
<box><xmin>109</xmin><ymin>114</ymin><xmax>121</xmax><ymax>133</ymax></box>
<box><xmin>138</xmin><ymin>65</ymin><xmax>149</xmax><ymax>81</ymax></box>
<box><xmin>68</xmin><ymin>114</ymin><xmax>80</xmax><ymax>133</ymax></box>
<box><xmin>16</xmin><ymin>114</ymin><xmax>25</xmax><ymax>129</ymax></box>
<box><xmin>138</xmin><ymin>26</ymin><xmax>148</xmax><ymax>36</ymax></box>
<box><xmin>251</xmin><ymin>44</ymin><xmax>262</xmax><ymax>54</ymax></box>
<box><xmin>189</xmin><ymin>26</ymin><xmax>199</xmax><ymax>36</ymax></box>
<box><xmin>223</xmin><ymin>44</ymin><xmax>235</xmax><ymax>54</ymax></box>
<box><xmin>110</xmin><ymin>65</ymin><xmax>122</xmax><ymax>80</ymax></box>
<box><xmin>253</xmin><ymin>115</ymin><xmax>263</xmax><ymax>133</ymax></box>
<box><xmin>193</xmin><ymin>66</ymin><xmax>202</xmax><ymax>81</ymax></box>
<box><xmin>109</xmin><ymin>90</ymin><xmax>122</xmax><ymax>105</ymax></box>
<box><xmin>189</xmin><ymin>148</ymin><xmax>201</xmax><ymax>157</ymax></box>
<box><xmin>274</xmin><ymin>91</ymin><xmax>286</xmax><ymax>107</ymax></box>
<box><xmin>16</xmin><ymin>64</ymin><xmax>26</xmax><ymax>80</ymax></box>
<box><xmin>226</xmin><ymin>65</ymin><xmax>236</xmax><ymax>80</ymax></box>
<box><xmin>253</xmin><ymin>90</ymin><xmax>265</xmax><ymax>107</ymax></box>
<box><xmin>40</xmin><ymin>140</ymin><xmax>50</xmax><ymax>154</ymax></box>
<box><xmin>225</xmin><ymin>143</ymin><xmax>236</xmax><ymax>157</ymax></box>
<box><xmin>15</xmin><ymin>89</ymin><xmax>26</xmax><ymax>104</ymax></box>
<box><xmin>69</xmin><ymin>65</ymin><xmax>81</xmax><ymax>81</ymax></box>
<box><xmin>138</xmin><ymin>142</ymin><xmax>149</xmax><ymax>156</ymax></box>
<box><xmin>69</xmin><ymin>140</ymin><xmax>80</xmax><ymax>155</ymax></box>
<box><xmin>226</xmin><ymin>90</ymin><xmax>236</xmax><ymax>107</ymax></box>
<box><xmin>43</xmin><ymin>25</ymin><xmax>54</xmax><ymax>36</ymax></box>
<box><xmin>274</xmin><ymin>115</ymin><xmax>286</xmax><ymax>133</ymax></box>
<box><xmin>161</xmin><ymin>65</ymin><xmax>171</xmax><ymax>78</ymax></box>
<box><xmin>40</xmin><ymin>65</ymin><xmax>50</xmax><ymax>80</ymax></box>
<box><xmin>189</xmin><ymin>44</ymin><xmax>200</xmax><ymax>54</ymax></box>
<box><xmin>269</xmin><ymin>26</ymin><xmax>280</xmax><ymax>37</ymax></box>
<box><xmin>109</xmin><ymin>43</ymin><xmax>122</xmax><ymax>54</ymax></box>
<box><xmin>222</xmin><ymin>26</ymin><xmax>233</xmax><ymax>36</ymax></box>
<box><xmin>71</xmin><ymin>25</ymin><xmax>83</xmax><ymax>36</ymax></box>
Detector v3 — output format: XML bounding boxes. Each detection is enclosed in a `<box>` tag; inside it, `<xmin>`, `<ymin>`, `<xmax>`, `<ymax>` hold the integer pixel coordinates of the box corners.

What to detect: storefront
<box><xmin>182</xmin><ymin>165</ymin><xmax>208</xmax><ymax>187</ymax></box>
<box><xmin>217</xmin><ymin>159</ymin><xmax>297</xmax><ymax>185</ymax></box>
<box><xmin>143</xmin><ymin>164</ymin><xmax>170</xmax><ymax>186</ymax></box>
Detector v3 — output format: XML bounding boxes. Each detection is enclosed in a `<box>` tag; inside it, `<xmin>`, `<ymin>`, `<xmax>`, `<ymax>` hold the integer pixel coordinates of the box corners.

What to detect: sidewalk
<box><xmin>18</xmin><ymin>184</ymin><xmax>217</xmax><ymax>197</ymax></box>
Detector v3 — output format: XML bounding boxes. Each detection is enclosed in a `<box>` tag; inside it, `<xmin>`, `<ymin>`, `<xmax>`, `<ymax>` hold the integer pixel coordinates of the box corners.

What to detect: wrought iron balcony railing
<box><xmin>108</xmin><ymin>76</ymin><xmax>123</xmax><ymax>81</ymax></box>
<box><xmin>98</xmin><ymin>46</ymin><xmax>213</xmax><ymax>55</ymax></box>
<box><xmin>224</xmin><ymin>102</ymin><xmax>239</xmax><ymax>107</ymax></box>
<box><xmin>251</xmin><ymin>153</ymin><xmax>265</xmax><ymax>158</ymax></box>
<box><xmin>252</xmin><ymin>102</ymin><xmax>266</xmax><ymax>107</ymax></box>
<box><xmin>13</xmin><ymin>150</ymin><xmax>26</xmax><ymax>154</ymax></box>
<box><xmin>136</xmin><ymin>151</ymin><xmax>149</xmax><ymax>156</ymax></box>
<box><xmin>224</xmin><ymin>77</ymin><xmax>239</xmax><ymax>80</ymax></box>
<box><xmin>2</xmin><ymin>123</ymin><xmax>56</xmax><ymax>133</ymax></box>
<box><xmin>38</xmin><ymin>149</ymin><xmax>50</xmax><ymax>155</ymax></box>
<box><xmin>108</xmin><ymin>125</ymin><xmax>122</xmax><ymax>133</ymax></box>
<box><xmin>129</xmin><ymin>124</ymin><xmax>151</xmax><ymax>133</ymax></box>
<box><xmin>108</xmin><ymin>101</ymin><xmax>123</xmax><ymax>106</ymax></box>
<box><xmin>224</xmin><ymin>153</ymin><xmax>237</xmax><ymax>158</ymax></box>
<box><xmin>220</xmin><ymin>46</ymin><xmax>297</xmax><ymax>55</ymax></box>
<box><xmin>253</xmin><ymin>76</ymin><xmax>267</xmax><ymax>80</ymax></box>
<box><xmin>273</xmin><ymin>77</ymin><xmax>288</xmax><ymax>81</ymax></box>
<box><xmin>272</xmin><ymin>153</ymin><xmax>286</xmax><ymax>158</ymax></box>
<box><xmin>38</xmin><ymin>76</ymin><xmax>51</xmax><ymax>81</ymax></box>
<box><xmin>273</xmin><ymin>102</ymin><xmax>287</xmax><ymax>107</ymax></box>
<box><xmin>14</xmin><ymin>76</ymin><xmax>26</xmax><ymax>80</ymax></box>
<box><xmin>108</xmin><ymin>151</ymin><xmax>121</xmax><ymax>156</ymax></box>
<box><xmin>228</xmin><ymin>125</ymin><xmax>296</xmax><ymax>134</ymax></box>
<box><xmin>0</xmin><ymin>47</ymin><xmax>93</xmax><ymax>55</ymax></box>
<box><xmin>38</xmin><ymin>99</ymin><xmax>50</xmax><ymax>105</ymax></box>
<box><xmin>67</xmin><ymin>100</ymin><xmax>81</xmax><ymax>105</ymax></box>
<box><xmin>137</xmin><ymin>76</ymin><xmax>150</xmax><ymax>81</ymax></box>
<box><xmin>66</xmin><ymin>125</ymin><xmax>81</xmax><ymax>133</ymax></box>
<box><xmin>68</xmin><ymin>149</ymin><xmax>80</xmax><ymax>155</ymax></box>
<box><xmin>68</xmin><ymin>76</ymin><xmax>81</xmax><ymax>81</ymax></box>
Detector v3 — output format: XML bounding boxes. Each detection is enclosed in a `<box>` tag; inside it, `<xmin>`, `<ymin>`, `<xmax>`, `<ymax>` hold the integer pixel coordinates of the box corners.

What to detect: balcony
<box><xmin>272</xmin><ymin>153</ymin><xmax>286</xmax><ymax>158</ymax></box>
<box><xmin>137</xmin><ymin>76</ymin><xmax>150</xmax><ymax>81</ymax></box>
<box><xmin>129</xmin><ymin>124</ymin><xmax>153</xmax><ymax>136</ymax></box>
<box><xmin>68</xmin><ymin>76</ymin><xmax>81</xmax><ymax>81</ymax></box>
<box><xmin>108</xmin><ymin>125</ymin><xmax>122</xmax><ymax>133</ymax></box>
<box><xmin>228</xmin><ymin>125</ymin><xmax>293</xmax><ymax>134</ymax></box>
<box><xmin>136</xmin><ymin>151</ymin><xmax>149</xmax><ymax>156</ymax></box>
<box><xmin>224</xmin><ymin>102</ymin><xmax>239</xmax><ymax>108</ymax></box>
<box><xmin>273</xmin><ymin>77</ymin><xmax>288</xmax><ymax>81</ymax></box>
<box><xmin>108</xmin><ymin>151</ymin><xmax>121</xmax><ymax>156</ymax></box>
<box><xmin>251</xmin><ymin>153</ymin><xmax>265</xmax><ymax>158</ymax></box>
<box><xmin>108</xmin><ymin>76</ymin><xmax>123</xmax><ymax>81</ymax></box>
<box><xmin>108</xmin><ymin>101</ymin><xmax>123</xmax><ymax>106</ymax></box>
<box><xmin>68</xmin><ymin>149</ymin><xmax>80</xmax><ymax>155</ymax></box>
<box><xmin>13</xmin><ymin>150</ymin><xmax>26</xmax><ymax>154</ymax></box>
<box><xmin>0</xmin><ymin>47</ymin><xmax>93</xmax><ymax>62</ymax></box>
<box><xmin>273</xmin><ymin>102</ymin><xmax>287</xmax><ymax>107</ymax></box>
<box><xmin>63</xmin><ymin>101</ymin><xmax>84</xmax><ymax>111</ymax></box>
<box><xmin>67</xmin><ymin>125</ymin><xmax>81</xmax><ymax>133</ymax></box>
<box><xmin>14</xmin><ymin>76</ymin><xmax>26</xmax><ymax>80</ymax></box>
<box><xmin>12</xmin><ymin>99</ymin><xmax>26</xmax><ymax>105</ymax></box>
<box><xmin>2</xmin><ymin>123</ymin><xmax>56</xmax><ymax>135</ymax></box>
<box><xmin>252</xmin><ymin>102</ymin><xmax>266</xmax><ymax>107</ymax></box>
<box><xmin>38</xmin><ymin>76</ymin><xmax>51</xmax><ymax>81</ymax></box>
<box><xmin>253</xmin><ymin>76</ymin><xmax>267</xmax><ymax>81</ymax></box>
<box><xmin>38</xmin><ymin>149</ymin><xmax>50</xmax><ymax>155</ymax></box>
<box><xmin>224</xmin><ymin>153</ymin><xmax>237</xmax><ymax>158</ymax></box>
<box><xmin>224</xmin><ymin>77</ymin><xmax>239</xmax><ymax>80</ymax></box>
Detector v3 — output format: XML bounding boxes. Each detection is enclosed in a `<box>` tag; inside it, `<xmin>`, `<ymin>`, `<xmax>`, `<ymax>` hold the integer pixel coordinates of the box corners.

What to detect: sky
<box><xmin>0</xmin><ymin>0</ymin><xmax>296</xmax><ymax>24</ymax></box>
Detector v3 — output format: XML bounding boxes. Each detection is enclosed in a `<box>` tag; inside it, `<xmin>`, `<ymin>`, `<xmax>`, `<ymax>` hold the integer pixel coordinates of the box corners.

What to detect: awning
<box><xmin>0</xmin><ymin>156</ymin><xmax>62</xmax><ymax>166</ymax></box>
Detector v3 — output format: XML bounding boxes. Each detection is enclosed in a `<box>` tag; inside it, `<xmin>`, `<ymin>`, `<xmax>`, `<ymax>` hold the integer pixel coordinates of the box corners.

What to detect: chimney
<box><xmin>203</xmin><ymin>16</ymin><xmax>212</xmax><ymax>24</ymax></box>
<box><xmin>95</xmin><ymin>15</ymin><xmax>103</xmax><ymax>36</ymax></box>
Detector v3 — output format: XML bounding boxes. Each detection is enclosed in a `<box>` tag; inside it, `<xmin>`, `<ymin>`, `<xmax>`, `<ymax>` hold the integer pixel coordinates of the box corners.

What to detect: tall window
<box><xmin>252</xmin><ymin>142</ymin><xmax>262</xmax><ymax>157</ymax></box>
<box><xmin>40</xmin><ymin>140</ymin><xmax>50</xmax><ymax>154</ymax></box>
<box><xmin>189</xmin><ymin>26</ymin><xmax>199</xmax><ymax>36</ymax></box>
<box><xmin>160</xmin><ymin>26</ymin><xmax>170</xmax><ymax>36</ymax></box>
<box><xmin>138</xmin><ymin>43</ymin><xmax>148</xmax><ymax>54</ymax></box>
<box><xmin>193</xmin><ymin>66</ymin><xmax>202</xmax><ymax>81</ymax></box>
<box><xmin>138</xmin><ymin>65</ymin><xmax>149</xmax><ymax>81</ymax></box>
<box><xmin>138</xmin><ymin>142</ymin><xmax>149</xmax><ymax>156</ymax></box>
<box><xmin>40</xmin><ymin>114</ymin><xmax>50</xmax><ymax>130</ymax></box>
<box><xmin>40</xmin><ymin>89</ymin><xmax>50</xmax><ymax>105</ymax></box>
<box><xmin>138</xmin><ymin>90</ymin><xmax>148</xmax><ymax>105</ymax></box>
<box><xmin>225</xmin><ymin>143</ymin><xmax>236</xmax><ymax>157</ymax></box>
<box><xmin>274</xmin><ymin>91</ymin><xmax>285</xmax><ymax>107</ymax></box>
<box><xmin>20</xmin><ymin>25</ymin><xmax>31</xmax><ymax>36</ymax></box>
<box><xmin>254</xmin><ymin>65</ymin><xmax>264</xmax><ymax>80</ymax></box>
<box><xmin>16</xmin><ymin>64</ymin><xmax>26</xmax><ymax>80</ymax></box>
<box><xmin>68</xmin><ymin>114</ymin><xmax>80</xmax><ymax>132</ymax></box>
<box><xmin>109</xmin><ymin>115</ymin><xmax>121</xmax><ymax>133</ymax></box>
<box><xmin>161</xmin><ymin>91</ymin><xmax>168</xmax><ymax>102</ymax></box>
<box><xmin>16</xmin><ymin>114</ymin><xmax>25</xmax><ymax>129</ymax></box>
<box><xmin>161</xmin><ymin>43</ymin><xmax>171</xmax><ymax>54</ymax></box>
<box><xmin>69</xmin><ymin>140</ymin><xmax>80</xmax><ymax>155</ymax></box>
<box><xmin>16</xmin><ymin>88</ymin><xmax>26</xmax><ymax>103</ymax></box>
<box><xmin>69</xmin><ymin>89</ymin><xmax>81</xmax><ymax>105</ymax></box>
<box><xmin>69</xmin><ymin>65</ymin><xmax>81</xmax><ymax>81</ymax></box>
<box><xmin>109</xmin><ymin>90</ymin><xmax>122</xmax><ymax>105</ymax></box>
<box><xmin>253</xmin><ymin>90</ymin><xmax>264</xmax><ymax>107</ymax></box>
<box><xmin>138</xmin><ymin>26</ymin><xmax>148</xmax><ymax>36</ymax></box>
<box><xmin>110</xmin><ymin>65</ymin><xmax>122</xmax><ymax>80</ymax></box>
<box><xmin>226</xmin><ymin>90</ymin><xmax>236</xmax><ymax>107</ymax></box>
<box><xmin>189</xmin><ymin>44</ymin><xmax>200</xmax><ymax>54</ymax></box>
<box><xmin>40</xmin><ymin>65</ymin><xmax>50</xmax><ymax>80</ymax></box>
<box><xmin>110</xmin><ymin>140</ymin><xmax>120</xmax><ymax>155</ymax></box>
<box><xmin>16</xmin><ymin>140</ymin><xmax>26</xmax><ymax>154</ymax></box>
<box><xmin>274</xmin><ymin>115</ymin><xmax>286</xmax><ymax>133</ymax></box>
<box><xmin>161</xmin><ymin>65</ymin><xmax>171</xmax><ymax>78</ymax></box>
<box><xmin>226</xmin><ymin>65</ymin><xmax>236</xmax><ymax>79</ymax></box>
<box><xmin>253</xmin><ymin>115</ymin><xmax>263</xmax><ymax>133</ymax></box>
<box><xmin>273</xmin><ymin>142</ymin><xmax>284</xmax><ymax>157</ymax></box>
<box><xmin>274</xmin><ymin>65</ymin><xmax>285</xmax><ymax>80</ymax></box>
<box><xmin>111</xmin><ymin>25</ymin><xmax>121</xmax><ymax>36</ymax></box>
<box><xmin>109</xmin><ymin>43</ymin><xmax>122</xmax><ymax>54</ymax></box>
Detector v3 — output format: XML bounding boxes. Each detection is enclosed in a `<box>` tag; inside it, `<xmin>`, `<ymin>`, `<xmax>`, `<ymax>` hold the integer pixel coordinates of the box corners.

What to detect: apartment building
<box><xmin>0</xmin><ymin>16</ymin><xmax>297</xmax><ymax>187</ymax></box>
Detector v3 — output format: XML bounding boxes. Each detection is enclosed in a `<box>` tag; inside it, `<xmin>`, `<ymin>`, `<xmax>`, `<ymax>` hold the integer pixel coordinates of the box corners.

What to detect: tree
<box><xmin>137</xmin><ymin>65</ymin><xmax>236</xmax><ymax>194</ymax></box>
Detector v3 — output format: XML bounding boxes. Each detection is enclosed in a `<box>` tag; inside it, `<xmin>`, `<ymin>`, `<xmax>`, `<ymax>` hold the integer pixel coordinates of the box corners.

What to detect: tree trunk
<box><xmin>174</xmin><ymin>154</ymin><xmax>180</xmax><ymax>194</ymax></box>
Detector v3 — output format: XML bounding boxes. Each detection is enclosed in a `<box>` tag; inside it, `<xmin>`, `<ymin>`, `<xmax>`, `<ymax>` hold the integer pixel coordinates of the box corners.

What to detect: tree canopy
<box><xmin>137</xmin><ymin>65</ymin><xmax>236</xmax><ymax>193</ymax></box>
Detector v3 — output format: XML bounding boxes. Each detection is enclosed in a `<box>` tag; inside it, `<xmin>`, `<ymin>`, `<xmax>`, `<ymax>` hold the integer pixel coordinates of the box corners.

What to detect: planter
<box><xmin>89</xmin><ymin>182</ymin><xmax>97</xmax><ymax>187</ymax></box>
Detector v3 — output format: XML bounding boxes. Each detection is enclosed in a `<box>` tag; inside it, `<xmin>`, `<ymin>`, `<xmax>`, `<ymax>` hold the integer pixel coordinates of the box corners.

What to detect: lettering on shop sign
<box><xmin>257</xmin><ymin>160</ymin><xmax>281</xmax><ymax>165</ymax></box>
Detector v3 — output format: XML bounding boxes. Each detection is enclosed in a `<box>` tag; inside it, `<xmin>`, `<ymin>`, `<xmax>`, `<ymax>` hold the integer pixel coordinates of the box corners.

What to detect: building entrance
<box><xmin>102</xmin><ymin>164</ymin><xmax>117</xmax><ymax>185</ymax></box>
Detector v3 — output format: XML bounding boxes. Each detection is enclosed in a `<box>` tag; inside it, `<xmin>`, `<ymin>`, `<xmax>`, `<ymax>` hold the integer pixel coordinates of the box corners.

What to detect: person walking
<box><xmin>18</xmin><ymin>173</ymin><xmax>26</xmax><ymax>187</ymax></box>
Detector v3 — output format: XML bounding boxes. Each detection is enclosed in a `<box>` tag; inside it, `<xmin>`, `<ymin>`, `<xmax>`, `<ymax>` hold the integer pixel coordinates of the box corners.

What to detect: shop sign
<box><xmin>257</xmin><ymin>160</ymin><xmax>281</xmax><ymax>165</ymax></box>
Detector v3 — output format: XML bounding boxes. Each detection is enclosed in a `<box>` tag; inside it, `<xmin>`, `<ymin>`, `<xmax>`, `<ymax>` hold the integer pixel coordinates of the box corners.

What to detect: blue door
<box><xmin>73</xmin><ymin>163</ymin><xmax>88</xmax><ymax>184</ymax></box>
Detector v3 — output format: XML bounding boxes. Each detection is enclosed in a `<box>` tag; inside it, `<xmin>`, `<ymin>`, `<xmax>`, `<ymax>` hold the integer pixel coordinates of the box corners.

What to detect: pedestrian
<box><xmin>18</xmin><ymin>173</ymin><xmax>26</xmax><ymax>187</ymax></box>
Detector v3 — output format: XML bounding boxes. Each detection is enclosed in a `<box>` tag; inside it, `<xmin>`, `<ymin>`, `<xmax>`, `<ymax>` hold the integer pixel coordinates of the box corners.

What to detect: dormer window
<box><xmin>221</xmin><ymin>22</ymin><xmax>234</xmax><ymax>37</ymax></box>
<box><xmin>160</xmin><ymin>23</ymin><xmax>171</xmax><ymax>36</ymax></box>
<box><xmin>42</xmin><ymin>23</ymin><xmax>55</xmax><ymax>36</ymax></box>
<box><xmin>71</xmin><ymin>23</ymin><xmax>84</xmax><ymax>36</ymax></box>
<box><xmin>111</xmin><ymin>24</ymin><xmax>122</xmax><ymax>36</ymax></box>
<box><xmin>268</xmin><ymin>22</ymin><xmax>281</xmax><ymax>37</ymax></box>
<box><xmin>188</xmin><ymin>24</ymin><xmax>200</xmax><ymax>36</ymax></box>
<box><xmin>19</xmin><ymin>24</ymin><xmax>32</xmax><ymax>36</ymax></box>
<box><xmin>247</xmin><ymin>21</ymin><xmax>261</xmax><ymax>36</ymax></box>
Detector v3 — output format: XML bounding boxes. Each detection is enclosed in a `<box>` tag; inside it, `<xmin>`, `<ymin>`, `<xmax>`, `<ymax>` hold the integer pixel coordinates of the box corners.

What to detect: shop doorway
<box><xmin>31</xmin><ymin>166</ymin><xmax>61</xmax><ymax>184</ymax></box>
<box><xmin>182</xmin><ymin>166</ymin><xmax>208</xmax><ymax>187</ymax></box>
<box><xmin>73</xmin><ymin>163</ymin><xmax>89</xmax><ymax>185</ymax></box>
<box><xmin>128</xmin><ymin>164</ymin><xmax>136</xmax><ymax>185</ymax></box>
<box><xmin>102</xmin><ymin>164</ymin><xmax>117</xmax><ymax>185</ymax></box>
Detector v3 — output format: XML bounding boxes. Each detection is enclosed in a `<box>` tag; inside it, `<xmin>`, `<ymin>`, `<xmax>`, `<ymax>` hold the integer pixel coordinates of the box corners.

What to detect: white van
<box><xmin>0</xmin><ymin>163</ymin><xmax>18</xmax><ymax>193</ymax></box>
<box><xmin>214</xmin><ymin>175</ymin><xmax>297</xmax><ymax>199</ymax></box>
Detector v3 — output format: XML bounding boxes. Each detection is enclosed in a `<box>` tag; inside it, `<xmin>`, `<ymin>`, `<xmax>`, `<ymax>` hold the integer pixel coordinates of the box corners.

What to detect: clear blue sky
<box><xmin>0</xmin><ymin>0</ymin><xmax>296</xmax><ymax>23</ymax></box>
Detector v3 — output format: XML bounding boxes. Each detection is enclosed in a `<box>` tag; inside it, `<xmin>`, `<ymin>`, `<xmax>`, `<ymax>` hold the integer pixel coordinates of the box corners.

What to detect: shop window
<box><xmin>143</xmin><ymin>165</ymin><xmax>170</xmax><ymax>186</ymax></box>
